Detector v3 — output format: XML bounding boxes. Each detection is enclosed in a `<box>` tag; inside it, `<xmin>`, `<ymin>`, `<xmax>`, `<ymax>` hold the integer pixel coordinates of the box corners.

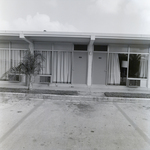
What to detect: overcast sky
<box><xmin>0</xmin><ymin>0</ymin><xmax>150</xmax><ymax>34</ymax></box>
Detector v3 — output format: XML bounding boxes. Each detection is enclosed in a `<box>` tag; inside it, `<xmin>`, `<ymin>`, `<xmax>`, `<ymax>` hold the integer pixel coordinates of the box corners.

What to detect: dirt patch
<box><xmin>67</xmin><ymin>102</ymin><xmax>95</xmax><ymax>117</ymax></box>
<box><xmin>76</xmin><ymin>103</ymin><xmax>93</xmax><ymax>111</ymax></box>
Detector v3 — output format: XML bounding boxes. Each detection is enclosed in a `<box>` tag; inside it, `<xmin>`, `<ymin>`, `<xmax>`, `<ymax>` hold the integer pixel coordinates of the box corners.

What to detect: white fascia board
<box><xmin>95</xmin><ymin>34</ymin><xmax>150</xmax><ymax>41</ymax></box>
<box><xmin>0</xmin><ymin>31</ymin><xmax>92</xmax><ymax>41</ymax></box>
<box><xmin>1</xmin><ymin>30</ymin><xmax>150</xmax><ymax>41</ymax></box>
<box><xmin>24</xmin><ymin>32</ymin><xmax>92</xmax><ymax>39</ymax></box>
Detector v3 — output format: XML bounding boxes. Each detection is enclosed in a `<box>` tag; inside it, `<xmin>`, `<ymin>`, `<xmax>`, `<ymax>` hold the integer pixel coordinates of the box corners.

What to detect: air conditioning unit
<box><xmin>9</xmin><ymin>74</ymin><xmax>20</xmax><ymax>82</ymax></box>
<box><xmin>39</xmin><ymin>75</ymin><xmax>51</xmax><ymax>84</ymax></box>
<box><xmin>127</xmin><ymin>79</ymin><xmax>140</xmax><ymax>87</ymax></box>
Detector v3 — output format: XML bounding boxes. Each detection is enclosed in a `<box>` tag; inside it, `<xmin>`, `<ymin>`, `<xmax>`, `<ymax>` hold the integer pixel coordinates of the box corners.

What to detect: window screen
<box><xmin>74</xmin><ymin>45</ymin><xmax>87</xmax><ymax>51</ymax></box>
<box><xmin>94</xmin><ymin>45</ymin><xmax>107</xmax><ymax>51</ymax></box>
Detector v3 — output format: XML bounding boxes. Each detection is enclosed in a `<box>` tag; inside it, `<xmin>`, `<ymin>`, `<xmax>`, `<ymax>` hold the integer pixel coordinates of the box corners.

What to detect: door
<box><xmin>92</xmin><ymin>53</ymin><xmax>107</xmax><ymax>84</ymax></box>
<box><xmin>73</xmin><ymin>52</ymin><xmax>87</xmax><ymax>84</ymax></box>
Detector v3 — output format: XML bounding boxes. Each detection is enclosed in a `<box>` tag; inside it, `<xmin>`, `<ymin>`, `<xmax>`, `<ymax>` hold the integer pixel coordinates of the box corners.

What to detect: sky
<box><xmin>0</xmin><ymin>0</ymin><xmax>150</xmax><ymax>34</ymax></box>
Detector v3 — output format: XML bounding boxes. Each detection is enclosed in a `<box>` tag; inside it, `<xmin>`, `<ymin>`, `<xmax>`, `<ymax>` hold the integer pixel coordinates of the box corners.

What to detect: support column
<box><xmin>87</xmin><ymin>35</ymin><xmax>95</xmax><ymax>86</ymax></box>
<box><xmin>147</xmin><ymin>47</ymin><xmax>150</xmax><ymax>88</ymax></box>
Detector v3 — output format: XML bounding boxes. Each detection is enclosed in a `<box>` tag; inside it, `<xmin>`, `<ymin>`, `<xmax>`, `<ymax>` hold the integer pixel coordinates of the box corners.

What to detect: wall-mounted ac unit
<box><xmin>127</xmin><ymin>79</ymin><xmax>140</xmax><ymax>87</ymax></box>
<box><xmin>8</xmin><ymin>74</ymin><xmax>20</xmax><ymax>82</ymax></box>
<box><xmin>39</xmin><ymin>75</ymin><xmax>51</xmax><ymax>84</ymax></box>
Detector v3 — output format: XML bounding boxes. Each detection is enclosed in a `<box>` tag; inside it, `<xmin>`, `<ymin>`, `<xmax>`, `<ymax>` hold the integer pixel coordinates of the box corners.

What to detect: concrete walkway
<box><xmin>1</xmin><ymin>81</ymin><xmax>150</xmax><ymax>95</ymax></box>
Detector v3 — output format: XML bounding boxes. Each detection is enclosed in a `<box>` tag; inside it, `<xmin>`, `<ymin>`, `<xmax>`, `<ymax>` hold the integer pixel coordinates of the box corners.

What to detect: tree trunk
<box><xmin>26</xmin><ymin>75</ymin><xmax>34</xmax><ymax>90</ymax></box>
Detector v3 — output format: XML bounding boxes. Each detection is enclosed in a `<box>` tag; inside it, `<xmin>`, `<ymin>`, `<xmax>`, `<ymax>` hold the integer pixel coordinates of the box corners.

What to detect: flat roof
<box><xmin>0</xmin><ymin>30</ymin><xmax>150</xmax><ymax>45</ymax></box>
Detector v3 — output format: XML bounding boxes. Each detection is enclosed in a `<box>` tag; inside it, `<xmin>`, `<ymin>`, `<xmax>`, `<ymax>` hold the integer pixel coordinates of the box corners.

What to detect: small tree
<box><xmin>11</xmin><ymin>50</ymin><xmax>45</xmax><ymax>90</ymax></box>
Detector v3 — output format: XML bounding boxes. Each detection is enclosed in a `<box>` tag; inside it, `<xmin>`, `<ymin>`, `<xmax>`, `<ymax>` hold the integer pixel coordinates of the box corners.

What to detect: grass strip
<box><xmin>104</xmin><ymin>92</ymin><xmax>150</xmax><ymax>98</ymax></box>
<box><xmin>0</xmin><ymin>88</ymin><xmax>78</xmax><ymax>95</ymax></box>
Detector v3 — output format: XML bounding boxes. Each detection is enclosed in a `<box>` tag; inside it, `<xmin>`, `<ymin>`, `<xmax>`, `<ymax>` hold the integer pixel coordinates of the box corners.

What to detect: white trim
<box><xmin>109</xmin><ymin>52</ymin><xmax>128</xmax><ymax>54</ymax></box>
<box><xmin>71</xmin><ymin>44</ymin><xmax>74</xmax><ymax>85</ymax></box>
<box><xmin>128</xmin><ymin>78</ymin><xmax>147</xmax><ymax>80</ymax></box>
<box><xmin>51</xmin><ymin>44</ymin><xmax>54</xmax><ymax>82</ymax></box>
<box><xmin>0</xmin><ymin>48</ymin><xmax>28</xmax><ymax>50</ymax></box>
<box><xmin>34</xmin><ymin>49</ymin><xmax>53</xmax><ymax>51</ymax></box>
<box><xmin>148</xmin><ymin>47</ymin><xmax>150</xmax><ymax>88</ymax></box>
<box><xmin>9</xmin><ymin>42</ymin><xmax>11</xmax><ymax>73</ymax></box>
<box><xmin>74</xmin><ymin>51</ymin><xmax>88</xmax><ymax>53</ymax></box>
<box><xmin>127</xmin><ymin>46</ymin><xmax>130</xmax><ymax>82</ymax></box>
<box><xmin>128</xmin><ymin>52</ymin><xmax>149</xmax><ymax>54</ymax></box>
<box><xmin>93</xmin><ymin>51</ymin><xmax>108</xmax><ymax>53</ymax></box>
<box><xmin>106</xmin><ymin>45</ymin><xmax>109</xmax><ymax>85</ymax></box>
<box><xmin>2</xmin><ymin>30</ymin><xmax>150</xmax><ymax>39</ymax></box>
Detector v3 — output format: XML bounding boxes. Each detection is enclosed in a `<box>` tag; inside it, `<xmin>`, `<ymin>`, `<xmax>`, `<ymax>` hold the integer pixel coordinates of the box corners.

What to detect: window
<box><xmin>128</xmin><ymin>54</ymin><xmax>148</xmax><ymax>78</ymax></box>
<box><xmin>94</xmin><ymin>45</ymin><xmax>107</xmax><ymax>51</ymax></box>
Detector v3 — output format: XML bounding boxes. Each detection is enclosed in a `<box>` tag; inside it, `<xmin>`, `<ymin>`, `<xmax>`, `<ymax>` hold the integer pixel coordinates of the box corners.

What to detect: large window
<box><xmin>0</xmin><ymin>49</ymin><xmax>10</xmax><ymax>80</ymax></box>
<box><xmin>0</xmin><ymin>49</ymin><xmax>26</xmax><ymax>81</ymax></box>
<box><xmin>128</xmin><ymin>54</ymin><xmax>148</xmax><ymax>78</ymax></box>
<box><xmin>53</xmin><ymin>51</ymin><xmax>72</xmax><ymax>83</ymax></box>
<box><xmin>108</xmin><ymin>45</ymin><xmax>149</xmax><ymax>86</ymax></box>
<box><xmin>119</xmin><ymin>54</ymin><xmax>128</xmax><ymax>85</ymax></box>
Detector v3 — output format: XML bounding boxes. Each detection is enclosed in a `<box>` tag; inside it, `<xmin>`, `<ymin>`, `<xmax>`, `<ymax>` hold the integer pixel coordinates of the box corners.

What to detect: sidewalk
<box><xmin>0</xmin><ymin>82</ymin><xmax>150</xmax><ymax>102</ymax></box>
<box><xmin>0</xmin><ymin>81</ymin><xmax>150</xmax><ymax>94</ymax></box>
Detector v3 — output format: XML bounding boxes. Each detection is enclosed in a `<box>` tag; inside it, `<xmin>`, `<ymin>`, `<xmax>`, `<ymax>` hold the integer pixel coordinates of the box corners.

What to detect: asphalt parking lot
<box><xmin>0</xmin><ymin>95</ymin><xmax>150</xmax><ymax>150</ymax></box>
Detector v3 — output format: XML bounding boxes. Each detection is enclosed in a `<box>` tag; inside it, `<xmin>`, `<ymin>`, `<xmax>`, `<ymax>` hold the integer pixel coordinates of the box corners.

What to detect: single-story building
<box><xmin>0</xmin><ymin>31</ymin><xmax>150</xmax><ymax>88</ymax></box>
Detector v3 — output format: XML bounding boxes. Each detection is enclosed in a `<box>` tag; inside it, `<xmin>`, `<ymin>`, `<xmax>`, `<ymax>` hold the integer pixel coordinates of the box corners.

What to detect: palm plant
<box><xmin>10</xmin><ymin>50</ymin><xmax>45</xmax><ymax>90</ymax></box>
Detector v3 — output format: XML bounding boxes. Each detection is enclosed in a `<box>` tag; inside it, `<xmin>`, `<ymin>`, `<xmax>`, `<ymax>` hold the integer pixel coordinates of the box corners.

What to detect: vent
<box><xmin>9</xmin><ymin>74</ymin><xmax>20</xmax><ymax>82</ymax></box>
<box><xmin>39</xmin><ymin>75</ymin><xmax>51</xmax><ymax>83</ymax></box>
<box><xmin>127</xmin><ymin>80</ymin><xmax>140</xmax><ymax>87</ymax></box>
<box><xmin>74</xmin><ymin>45</ymin><xmax>87</xmax><ymax>51</ymax></box>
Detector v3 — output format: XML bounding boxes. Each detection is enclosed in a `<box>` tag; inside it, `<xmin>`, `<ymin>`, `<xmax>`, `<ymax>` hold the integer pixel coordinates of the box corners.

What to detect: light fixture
<box><xmin>89</xmin><ymin>51</ymin><xmax>92</xmax><ymax>55</ymax></box>
<box><xmin>122</xmin><ymin>61</ymin><xmax>128</xmax><ymax>68</ymax></box>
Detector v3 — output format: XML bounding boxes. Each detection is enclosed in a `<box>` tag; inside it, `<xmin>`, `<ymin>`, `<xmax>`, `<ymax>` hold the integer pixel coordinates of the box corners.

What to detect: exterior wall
<box><xmin>53</xmin><ymin>43</ymin><xmax>73</xmax><ymax>51</ymax></box>
<box><xmin>0</xmin><ymin>35</ymin><xmax>150</xmax><ymax>88</ymax></box>
<box><xmin>109</xmin><ymin>45</ymin><xmax>128</xmax><ymax>53</ymax></box>
<box><xmin>34</xmin><ymin>42</ymin><xmax>52</xmax><ymax>50</ymax></box>
<box><xmin>0</xmin><ymin>42</ymin><xmax>9</xmax><ymax>48</ymax></box>
<box><xmin>11</xmin><ymin>42</ymin><xmax>29</xmax><ymax>49</ymax></box>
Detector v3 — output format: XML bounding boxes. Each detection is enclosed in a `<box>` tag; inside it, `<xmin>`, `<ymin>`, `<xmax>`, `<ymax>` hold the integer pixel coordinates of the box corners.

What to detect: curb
<box><xmin>0</xmin><ymin>92</ymin><xmax>150</xmax><ymax>103</ymax></box>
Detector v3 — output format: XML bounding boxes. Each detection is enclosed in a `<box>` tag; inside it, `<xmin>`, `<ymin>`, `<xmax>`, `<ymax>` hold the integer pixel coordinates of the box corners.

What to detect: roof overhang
<box><xmin>0</xmin><ymin>31</ymin><xmax>150</xmax><ymax>45</ymax></box>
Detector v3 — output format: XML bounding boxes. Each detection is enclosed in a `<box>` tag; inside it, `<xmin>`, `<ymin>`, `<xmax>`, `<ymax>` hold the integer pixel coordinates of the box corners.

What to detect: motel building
<box><xmin>0</xmin><ymin>31</ymin><xmax>150</xmax><ymax>89</ymax></box>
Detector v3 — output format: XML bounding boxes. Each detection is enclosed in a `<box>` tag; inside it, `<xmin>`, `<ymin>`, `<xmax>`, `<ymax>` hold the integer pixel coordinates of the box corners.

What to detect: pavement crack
<box><xmin>113</xmin><ymin>102</ymin><xmax>150</xmax><ymax>145</ymax></box>
<box><xmin>0</xmin><ymin>100</ymin><xmax>45</xmax><ymax>144</ymax></box>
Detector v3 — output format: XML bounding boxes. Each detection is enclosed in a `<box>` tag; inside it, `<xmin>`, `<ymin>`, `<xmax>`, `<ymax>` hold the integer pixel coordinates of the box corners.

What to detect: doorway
<box><xmin>92</xmin><ymin>53</ymin><xmax>107</xmax><ymax>84</ymax></box>
<box><xmin>73</xmin><ymin>52</ymin><xmax>87</xmax><ymax>84</ymax></box>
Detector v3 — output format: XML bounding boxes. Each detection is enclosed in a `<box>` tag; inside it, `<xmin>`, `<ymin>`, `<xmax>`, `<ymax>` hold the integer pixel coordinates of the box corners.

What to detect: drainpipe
<box><xmin>87</xmin><ymin>35</ymin><xmax>95</xmax><ymax>86</ymax></box>
<box><xmin>19</xmin><ymin>33</ymin><xmax>34</xmax><ymax>86</ymax></box>
<box><xmin>19</xmin><ymin>33</ymin><xmax>34</xmax><ymax>53</ymax></box>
